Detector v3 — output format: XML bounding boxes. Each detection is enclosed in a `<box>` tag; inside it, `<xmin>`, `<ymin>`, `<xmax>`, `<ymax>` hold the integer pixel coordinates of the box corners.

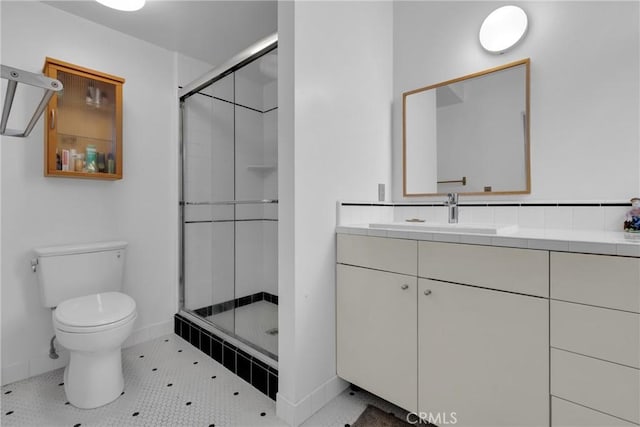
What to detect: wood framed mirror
<box><xmin>403</xmin><ymin>58</ymin><xmax>530</xmax><ymax>196</ymax></box>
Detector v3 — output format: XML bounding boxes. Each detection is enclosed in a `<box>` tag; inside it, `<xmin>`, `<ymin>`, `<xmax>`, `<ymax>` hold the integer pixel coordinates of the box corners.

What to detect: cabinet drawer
<box><xmin>551</xmin><ymin>349</ymin><xmax>640</xmax><ymax>424</ymax></box>
<box><xmin>337</xmin><ymin>234</ymin><xmax>417</xmax><ymax>275</ymax></box>
<box><xmin>551</xmin><ymin>252</ymin><xmax>640</xmax><ymax>313</ymax></box>
<box><xmin>418</xmin><ymin>241</ymin><xmax>548</xmax><ymax>297</ymax></box>
<box><xmin>552</xmin><ymin>397</ymin><xmax>638</xmax><ymax>427</ymax></box>
<box><xmin>551</xmin><ymin>300</ymin><xmax>640</xmax><ymax>368</ymax></box>
<box><xmin>336</xmin><ymin>264</ymin><xmax>418</xmax><ymax>412</ymax></box>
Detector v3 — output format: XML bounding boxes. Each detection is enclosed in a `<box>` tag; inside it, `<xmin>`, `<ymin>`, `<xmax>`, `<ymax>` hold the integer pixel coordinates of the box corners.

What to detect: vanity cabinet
<box><xmin>550</xmin><ymin>252</ymin><xmax>640</xmax><ymax>426</ymax></box>
<box><xmin>337</xmin><ymin>229</ymin><xmax>640</xmax><ymax>426</ymax></box>
<box><xmin>43</xmin><ymin>57</ymin><xmax>124</xmax><ymax>180</ymax></box>
<box><xmin>336</xmin><ymin>234</ymin><xmax>549</xmax><ymax>426</ymax></box>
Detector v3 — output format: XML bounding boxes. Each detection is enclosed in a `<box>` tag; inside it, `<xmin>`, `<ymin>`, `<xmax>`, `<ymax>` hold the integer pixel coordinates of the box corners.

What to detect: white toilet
<box><xmin>33</xmin><ymin>241</ymin><xmax>137</xmax><ymax>409</ymax></box>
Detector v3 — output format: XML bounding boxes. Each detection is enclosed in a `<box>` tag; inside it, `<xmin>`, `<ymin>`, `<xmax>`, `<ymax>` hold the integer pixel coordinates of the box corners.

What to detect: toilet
<box><xmin>33</xmin><ymin>241</ymin><xmax>137</xmax><ymax>409</ymax></box>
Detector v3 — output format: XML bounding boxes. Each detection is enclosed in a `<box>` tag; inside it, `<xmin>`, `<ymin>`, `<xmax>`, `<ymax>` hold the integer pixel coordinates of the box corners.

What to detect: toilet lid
<box><xmin>54</xmin><ymin>292</ymin><xmax>136</xmax><ymax>327</ymax></box>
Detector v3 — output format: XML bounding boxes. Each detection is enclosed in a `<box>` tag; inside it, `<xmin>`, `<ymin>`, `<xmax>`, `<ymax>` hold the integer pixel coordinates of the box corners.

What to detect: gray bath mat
<box><xmin>351</xmin><ymin>405</ymin><xmax>412</xmax><ymax>427</ymax></box>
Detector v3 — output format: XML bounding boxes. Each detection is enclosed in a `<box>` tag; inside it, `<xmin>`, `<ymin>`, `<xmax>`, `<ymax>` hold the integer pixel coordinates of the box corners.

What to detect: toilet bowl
<box><xmin>34</xmin><ymin>241</ymin><xmax>134</xmax><ymax>409</ymax></box>
<box><xmin>53</xmin><ymin>291</ymin><xmax>137</xmax><ymax>409</ymax></box>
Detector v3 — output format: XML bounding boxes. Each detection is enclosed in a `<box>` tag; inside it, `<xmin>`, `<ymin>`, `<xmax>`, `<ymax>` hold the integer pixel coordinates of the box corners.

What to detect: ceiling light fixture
<box><xmin>95</xmin><ymin>0</ymin><xmax>146</xmax><ymax>12</ymax></box>
<box><xmin>479</xmin><ymin>5</ymin><xmax>528</xmax><ymax>54</ymax></box>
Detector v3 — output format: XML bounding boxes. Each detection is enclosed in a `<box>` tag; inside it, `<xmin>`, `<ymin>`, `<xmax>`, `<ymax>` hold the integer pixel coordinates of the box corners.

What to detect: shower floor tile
<box><xmin>1</xmin><ymin>333</ymin><xmax>407</xmax><ymax>427</ymax></box>
<box><xmin>207</xmin><ymin>300</ymin><xmax>278</xmax><ymax>356</ymax></box>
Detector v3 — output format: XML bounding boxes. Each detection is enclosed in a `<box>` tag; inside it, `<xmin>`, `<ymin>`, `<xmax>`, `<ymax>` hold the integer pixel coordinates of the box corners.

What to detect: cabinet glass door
<box><xmin>44</xmin><ymin>58</ymin><xmax>123</xmax><ymax>179</ymax></box>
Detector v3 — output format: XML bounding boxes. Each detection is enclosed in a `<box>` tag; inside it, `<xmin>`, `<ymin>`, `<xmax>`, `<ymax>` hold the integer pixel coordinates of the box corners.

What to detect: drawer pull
<box><xmin>424</xmin><ymin>289</ymin><xmax>432</xmax><ymax>296</ymax></box>
<box><xmin>401</xmin><ymin>284</ymin><xmax>409</xmax><ymax>290</ymax></box>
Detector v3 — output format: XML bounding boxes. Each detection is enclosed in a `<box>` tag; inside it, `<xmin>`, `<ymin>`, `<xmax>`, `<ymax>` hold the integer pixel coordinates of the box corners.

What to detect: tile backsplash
<box><xmin>337</xmin><ymin>201</ymin><xmax>630</xmax><ymax>233</ymax></box>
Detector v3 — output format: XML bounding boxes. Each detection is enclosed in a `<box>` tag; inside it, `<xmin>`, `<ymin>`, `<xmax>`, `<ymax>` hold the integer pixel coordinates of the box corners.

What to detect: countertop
<box><xmin>336</xmin><ymin>223</ymin><xmax>640</xmax><ymax>257</ymax></box>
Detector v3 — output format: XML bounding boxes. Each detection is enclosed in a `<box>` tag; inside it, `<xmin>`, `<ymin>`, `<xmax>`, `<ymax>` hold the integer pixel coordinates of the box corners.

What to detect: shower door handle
<box><xmin>182</xmin><ymin>199</ymin><xmax>278</xmax><ymax>206</ymax></box>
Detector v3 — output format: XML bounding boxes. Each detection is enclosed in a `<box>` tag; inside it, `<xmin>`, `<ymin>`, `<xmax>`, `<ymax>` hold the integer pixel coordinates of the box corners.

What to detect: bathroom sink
<box><xmin>369</xmin><ymin>222</ymin><xmax>518</xmax><ymax>235</ymax></box>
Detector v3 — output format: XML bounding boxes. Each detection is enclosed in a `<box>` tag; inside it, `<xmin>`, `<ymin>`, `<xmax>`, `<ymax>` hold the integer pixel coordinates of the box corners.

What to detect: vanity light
<box><xmin>479</xmin><ymin>5</ymin><xmax>528</xmax><ymax>54</ymax></box>
<box><xmin>95</xmin><ymin>0</ymin><xmax>145</xmax><ymax>12</ymax></box>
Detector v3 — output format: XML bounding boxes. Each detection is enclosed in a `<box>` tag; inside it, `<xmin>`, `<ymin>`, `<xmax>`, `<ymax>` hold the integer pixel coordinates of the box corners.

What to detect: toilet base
<box><xmin>64</xmin><ymin>348</ymin><xmax>124</xmax><ymax>409</ymax></box>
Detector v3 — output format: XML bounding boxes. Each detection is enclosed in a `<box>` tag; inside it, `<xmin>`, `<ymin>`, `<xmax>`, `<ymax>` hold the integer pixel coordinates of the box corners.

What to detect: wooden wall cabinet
<box><xmin>43</xmin><ymin>58</ymin><xmax>124</xmax><ymax>180</ymax></box>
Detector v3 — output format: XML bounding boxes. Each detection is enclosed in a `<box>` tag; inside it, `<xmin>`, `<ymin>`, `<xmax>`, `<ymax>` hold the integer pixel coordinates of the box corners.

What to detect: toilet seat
<box><xmin>54</xmin><ymin>291</ymin><xmax>136</xmax><ymax>333</ymax></box>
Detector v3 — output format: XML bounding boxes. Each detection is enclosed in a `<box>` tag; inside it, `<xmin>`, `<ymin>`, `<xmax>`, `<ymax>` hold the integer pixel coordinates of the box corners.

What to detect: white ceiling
<box><xmin>43</xmin><ymin>0</ymin><xmax>277</xmax><ymax>68</ymax></box>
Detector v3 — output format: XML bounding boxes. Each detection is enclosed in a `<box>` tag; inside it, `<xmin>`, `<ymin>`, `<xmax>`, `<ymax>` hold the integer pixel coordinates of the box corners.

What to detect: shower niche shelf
<box><xmin>43</xmin><ymin>57</ymin><xmax>124</xmax><ymax>180</ymax></box>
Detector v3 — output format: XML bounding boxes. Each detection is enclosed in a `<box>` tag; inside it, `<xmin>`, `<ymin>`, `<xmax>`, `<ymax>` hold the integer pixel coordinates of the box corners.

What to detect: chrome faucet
<box><xmin>445</xmin><ymin>193</ymin><xmax>459</xmax><ymax>224</ymax></box>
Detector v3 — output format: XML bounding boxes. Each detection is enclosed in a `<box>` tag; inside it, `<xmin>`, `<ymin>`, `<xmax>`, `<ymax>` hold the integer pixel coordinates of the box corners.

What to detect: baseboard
<box><xmin>123</xmin><ymin>319</ymin><xmax>174</xmax><ymax>349</ymax></box>
<box><xmin>276</xmin><ymin>375</ymin><xmax>349</xmax><ymax>426</ymax></box>
<box><xmin>1</xmin><ymin>320</ymin><xmax>174</xmax><ymax>386</ymax></box>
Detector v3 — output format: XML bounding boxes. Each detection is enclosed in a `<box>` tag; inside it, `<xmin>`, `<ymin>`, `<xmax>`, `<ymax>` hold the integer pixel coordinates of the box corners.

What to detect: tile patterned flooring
<box><xmin>1</xmin><ymin>334</ymin><xmax>406</xmax><ymax>427</ymax></box>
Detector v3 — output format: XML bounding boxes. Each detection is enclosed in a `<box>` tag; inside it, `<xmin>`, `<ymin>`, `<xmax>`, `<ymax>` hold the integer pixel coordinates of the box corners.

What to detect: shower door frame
<box><xmin>178</xmin><ymin>33</ymin><xmax>278</xmax><ymax>360</ymax></box>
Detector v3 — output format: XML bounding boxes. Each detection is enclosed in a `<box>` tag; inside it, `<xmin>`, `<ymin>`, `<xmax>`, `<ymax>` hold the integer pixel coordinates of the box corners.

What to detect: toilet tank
<box><xmin>33</xmin><ymin>241</ymin><xmax>128</xmax><ymax>308</ymax></box>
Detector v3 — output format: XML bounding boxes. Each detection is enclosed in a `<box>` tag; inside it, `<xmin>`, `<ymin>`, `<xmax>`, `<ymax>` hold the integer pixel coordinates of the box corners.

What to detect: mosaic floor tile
<box><xmin>1</xmin><ymin>333</ymin><xmax>406</xmax><ymax>427</ymax></box>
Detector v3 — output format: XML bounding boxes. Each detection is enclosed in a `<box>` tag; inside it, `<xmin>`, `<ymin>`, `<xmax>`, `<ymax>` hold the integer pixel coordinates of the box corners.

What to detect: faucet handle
<box><xmin>447</xmin><ymin>193</ymin><xmax>458</xmax><ymax>204</ymax></box>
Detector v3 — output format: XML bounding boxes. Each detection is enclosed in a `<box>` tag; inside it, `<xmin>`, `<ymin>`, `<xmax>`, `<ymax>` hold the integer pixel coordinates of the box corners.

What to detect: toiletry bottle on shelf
<box><xmin>61</xmin><ymin>149</ymin><xmax>70</xmax><ymax>171</ymax></box>
<box><xmin>107</xmin><ymin>153</ymin><xmax>115</xmax><ymax>174</ymax></box>
<box><xmin>56</xmin><ymin>149</ymin><xmax>62</xmax><ymax>170</ymax></box>
<box><xmin>97</xmin><ymin>152</ymin><xmax>106</xmax><ymax>173</ymax></box>
<box><xmin>74</xmin><ymin>157</ymin><xmax>84</xmax><ymax>172</ymax></box>
<box><xmin>623</xmin><ymin>197</ymin><xmax>640</xmax><ymax>235</ymax></box>
<box><xmin>69</xmin><ymin>149</ymin><xmax>77</xmax><ymax>172</ymax></box>
<box><xmin>86</xmin><ymin>145</ymin><xmax>97</xmax><ymax>173</ymax></box>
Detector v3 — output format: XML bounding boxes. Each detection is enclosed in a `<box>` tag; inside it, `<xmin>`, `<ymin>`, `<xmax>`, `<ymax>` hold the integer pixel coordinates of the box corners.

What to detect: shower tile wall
<box><xmin>234</xmin><ymin>64</ymin><xmax>278</xmax><ymax>300</ymax></box>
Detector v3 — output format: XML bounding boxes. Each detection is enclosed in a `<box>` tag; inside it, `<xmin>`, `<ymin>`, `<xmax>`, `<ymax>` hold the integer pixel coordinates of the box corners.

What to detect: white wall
<box><xmin>0</xmin><ymin>1</ymin><xmax>188</xmax><ymax>384</ymax></box>
<box><xmin>277</xmin><ymin>1</ymin><xmax>393</xmax><ymax>425</ymax></box>
<box><xmin>393</xmin><ymin>1</ymin><xmax>640</xmax><ymax>202</ymax></box>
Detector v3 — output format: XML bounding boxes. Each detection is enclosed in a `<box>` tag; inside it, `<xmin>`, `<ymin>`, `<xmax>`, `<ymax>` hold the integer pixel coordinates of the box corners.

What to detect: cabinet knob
<box><xmin>401</xmin><ymin>284</ymin><xmax>409</xmax><ymax>290</ymax></box>
<box><xmin>424</xmin><ymin>289</ymin><xmax>432</xmax><ymax>296</ymax></box>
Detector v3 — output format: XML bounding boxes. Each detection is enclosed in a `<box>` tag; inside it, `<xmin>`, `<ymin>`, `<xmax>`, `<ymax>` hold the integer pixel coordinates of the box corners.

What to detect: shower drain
<box><xmin>265</xmin><ymin>328</ymin><xmax>278</xmax><ymax>336</ymax></box>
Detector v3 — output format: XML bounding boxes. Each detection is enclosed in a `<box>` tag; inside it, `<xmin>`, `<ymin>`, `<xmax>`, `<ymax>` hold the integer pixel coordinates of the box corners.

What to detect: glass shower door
<box><xmin>183</xmin><ymin>73</ymin><xmax>236</xmax><ymax>336</ymax></box>
<box><xmin>181</xmin><ymin>46</ymin><xmax>278</xmax><ymax>359</ymax></box>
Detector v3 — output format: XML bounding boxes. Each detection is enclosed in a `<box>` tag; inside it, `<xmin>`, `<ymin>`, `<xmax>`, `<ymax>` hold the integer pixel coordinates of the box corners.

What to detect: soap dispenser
<box><xmin>623</xmin><ymin>197</ymin><xmax>640</xmax><ymax>236</ymax></box>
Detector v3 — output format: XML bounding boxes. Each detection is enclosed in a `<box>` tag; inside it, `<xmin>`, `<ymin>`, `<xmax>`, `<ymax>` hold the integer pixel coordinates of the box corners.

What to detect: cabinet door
<box><xmin>418</xmin><ymin>279</ymin><xmax>549</xmax><ymax>427</ymax></box>
<box><xmin>337</xmin><ymin>264</ymin><xmax>417</xmax><ymax>413</ymax></box>
<box><xmin>44</xmin><ymin>57</ymin><xmax>124</xmax><ymax>180</ymax></box>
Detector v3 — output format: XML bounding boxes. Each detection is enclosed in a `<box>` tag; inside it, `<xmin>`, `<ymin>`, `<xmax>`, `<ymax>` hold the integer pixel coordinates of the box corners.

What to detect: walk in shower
<box><xmin>179</xmin><ymin>35</ymin><xmax>278</xmax><ymax>361</ymax></box>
